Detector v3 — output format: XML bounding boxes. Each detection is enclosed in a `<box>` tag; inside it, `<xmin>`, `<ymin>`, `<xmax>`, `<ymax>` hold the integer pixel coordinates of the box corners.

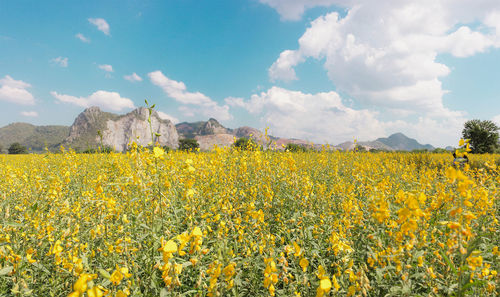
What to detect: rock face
<box><xmin>102</xmin><ymin>107</ymin><xmax>178</xmax><ymax>151</ymax></box>
<box><xmin>65</xmin><ymin>107</ymin><xmax>178</xmax><ymax>151</ymax></box>
<box><xmin>195</xmin><ymin>134</ymin><xmax>235</xmax><ymax>151</ymax></box>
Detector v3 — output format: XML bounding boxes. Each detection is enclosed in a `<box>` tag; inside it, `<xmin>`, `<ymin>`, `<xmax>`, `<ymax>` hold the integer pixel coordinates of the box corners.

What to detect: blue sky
<box><xmin>1</xmin><ymin>0</ymin><xmax>499</xmax><ymax>147</ymax></box>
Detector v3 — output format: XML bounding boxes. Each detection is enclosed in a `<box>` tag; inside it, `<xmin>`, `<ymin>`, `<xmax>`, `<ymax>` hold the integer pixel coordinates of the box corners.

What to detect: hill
<box><xmin>376</xmin><ymin>133</ymin><xmax>434</xmax><ymax>151</ymax></box>
<box><xmin>337</xmin><ymin>133</ymin><xmax>434</xmax><ymax>151</ymax></box>
<box><xmin>0</xmin><ymin>122</ymin><xmax>69</xmax><ymax>152</ymax></box>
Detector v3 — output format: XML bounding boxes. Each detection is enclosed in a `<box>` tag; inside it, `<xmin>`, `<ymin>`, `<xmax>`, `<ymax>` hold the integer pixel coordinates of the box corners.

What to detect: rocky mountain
<box><xmin>65</xmin><ymin>107</ymin><xmax>178</xmax><ymax>151</ymax></box>
<box><xmin>176</xmin><ymin>118</ymin><xmax>231</xmax><ymax>138</ymax></box>
<box><xmin>0</xmin><ymin>106</ymin><xmax>440</xmax><ymax>153</ymax></box>
<box><xmin>0</xmin><ymin>122</ymin><xmax>69</xmax><ymax>152</ymax></box>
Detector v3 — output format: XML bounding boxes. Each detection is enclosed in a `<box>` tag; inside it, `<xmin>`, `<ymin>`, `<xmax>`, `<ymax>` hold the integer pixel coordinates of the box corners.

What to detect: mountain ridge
<box><xmin>0</xmin><ymin>106</ymin><xmax>438</xmax><ymax>152</ymax></box>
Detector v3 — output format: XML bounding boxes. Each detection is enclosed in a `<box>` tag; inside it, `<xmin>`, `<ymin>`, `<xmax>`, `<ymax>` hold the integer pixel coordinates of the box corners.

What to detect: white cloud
<box><xmin>51</xmin><ymin>90</ymin><xmax>135</xmax><ymax>111</ymax></box>
<box><xmin>50</xmin><ymin>56</ymin><xmax>68</xmax><ymax>67</ymax></box>
<box><xmin>124</xmin><ymin>72</ymin><xmax>142</xmax><ymax>82</ymax></box>
<box><xmin>231</xmin><ymin>86</ymin><xmax>386</xmax><ymax>143</ymax></box>
<box><xmin>98</xmin><ymin>64</ymin><xmax>113</xmax><ymax>72</ymax></box>
<box><xmin>148</xmin><ymin>70</ymin><xmax>232</xmax><ymax>121</ymax></box>
<box><xmin>75</xmin><ymin>33</ymin><xmax>90</xmax><ymax>43</ymax></box>
<box><xmin>259</xmin><ymin>0</ymin><xmax>340</xmax><ymax>21</ymax></box>
<box><xmin>20</xmin><ymin>111</ymin><xmax>38</xmax><ymax>117</ymax></box>
<box><xmin>0</xmin><ymin>75</ymin><xmax>35</xmax><ymax>105</ymax></box>
<box><xmin>88</xmin><ymin>18</ymin><xmax>110</xmax><ymax>35</ymax></box>
<box><xmin>268</xmin><ymin>1</ymin><xmax>500</xmax><ymax>115</ymax></box>
<box><xmin>231</xmin><ymin>86</ymin><xmax>465</xmax><ymax>147</ymax></box>
<box><xmin>158</xmin><ymin>111</ymin><xmax>179</xmax><ymax>124</ymax></box>
<box><xmin>224</xmin><ymin>97</ymin><xmax>246</xmax><ymax>108</ymax></box>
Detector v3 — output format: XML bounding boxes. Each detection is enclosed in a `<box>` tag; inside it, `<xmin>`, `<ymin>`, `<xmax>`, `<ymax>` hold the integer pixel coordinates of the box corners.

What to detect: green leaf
<box><xmin>439</xmin><ymin>248</ymin><xmax>458</xmax><ymax>276</ymax></box>
<box><xmin>160</xmin><ymin>288</ymin><xmax>169</xmax><ymax>297</ymax></box>
<box><xmin>0</xmin><ymin>266</ymin><xmax>13</xmax><ymax>276</ymax></box>
<box><xmin>461</xmin><ymin>280</ymin><xmax>486</xmax><ymax>292</ymax></box>
<box><xmin>99</xmin><ymin>268</ymin><xmax>111</xmax><ymax>279</ymax></box>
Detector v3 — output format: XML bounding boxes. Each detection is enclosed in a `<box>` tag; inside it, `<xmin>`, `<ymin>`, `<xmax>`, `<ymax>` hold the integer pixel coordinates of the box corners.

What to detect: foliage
<box><xmin>82</xmin><ymin>146</ymin><xmax>115</xmax><ymax>154</ymax></box>
<box><xmin>178</xmin><ymin>138</ymin><xmax>199</xmax><ymax>152</ymax></box>
<box><xmin>233</xmin><ymin>137</ymin><xmax>260</xmax><ymax>151</ymax></box>
<box><xmin>285</xmin><ymin>143</ymin><xmax>307</xmax><ymax>152</ymax></box>
<box><xmin>8</xmin><ymin>142</ymin><xmax>27</xmax><ymax>154</ymax></box>
<box><xmin>0</xmin><ymin>143</ymin><xmax>498</xmax><ymax>296</ymax></box>
<box><xmin>462</xmin><ymin>119</ymin><xmax>499</xmax><ymax>154</ymax></box>
<box><xmin>354</xmin><ymin>144</ymin><xmax>366</xmax><ymax>152</ymax></box>
<box><xmin>0</xmin><ymin>123</ymin><xmax>69</xmax><ymax>152</ymax></box>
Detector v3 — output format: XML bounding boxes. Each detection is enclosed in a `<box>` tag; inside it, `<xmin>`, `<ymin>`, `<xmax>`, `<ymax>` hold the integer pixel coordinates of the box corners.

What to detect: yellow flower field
<box><xmin>0</xmin><ymin>147</ymin><xmax>499</xmax><ymax>296</ymax></box>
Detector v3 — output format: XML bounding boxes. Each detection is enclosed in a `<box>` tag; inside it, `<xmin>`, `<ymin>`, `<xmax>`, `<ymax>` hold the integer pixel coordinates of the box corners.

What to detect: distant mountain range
<box><xmin>0</xmin><ymin>106</ymin><xmax>441</xmax><ymax>152</ymax></box>
<box><xmin>337</xmin><ymin>132</ymin><xmax>435</xmax><ymax>151</ymax></box>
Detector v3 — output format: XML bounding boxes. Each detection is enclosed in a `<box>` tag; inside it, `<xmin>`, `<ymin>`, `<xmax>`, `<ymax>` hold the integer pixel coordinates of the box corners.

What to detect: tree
<box><xmin>285</xmin><ymin>143</ymin><xmax>307</xmax><ymax>152</ymax></box>
<box><xmin>0</xmin><ymin>143</ymin><xmax>3</xmax><ymax>154</ymax></box>
<box><xmin>8</xmin><ymin>142</ymin><xmax>28</xmax><ymax>154</ymax></box>
<box><xmin>178</xmin><ymin>138</ymin><xmax>199</xmax><ymax>152</ymax></box>
<box><xmin>233</xmin><ymin>137</ymin><xmax>260</xmax><ymax>151</ymax></box>
<box><xmin>462</xmin><ymin>119</ymin><xmax>499</xmax><ymax>154</ymax></box>
<box><xmin>354</xmin><ymin>144</ymin><xmax>366</xmax><ymax>152</ymax></box>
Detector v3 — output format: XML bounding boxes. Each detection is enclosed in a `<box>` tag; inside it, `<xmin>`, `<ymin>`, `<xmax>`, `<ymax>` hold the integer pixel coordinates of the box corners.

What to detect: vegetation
<box><xmin>233</xmin><ymin>137</ymin><xmax>260</xmax><ymax>151</ymax></box>
<box><xmin>285</xmin><ymin>143</ymin><xmax>307</xmax><ymax>152</ymax></box>
<box><xmin>7</xmin><ymin>142</ymin><xmax>27</xmax><ymax>154</ymax></box>
<box><xmin>0</xmin><ymin>141</ymin><xmax>498</xmax><ymax>296</ymax></box>
<box><xmin>462</xmin><ymin>119</ymin><xmax>499</xmax><ymax>154</ymax></box>
<box><xmin>0</xmin><ymin>123</ymin><xmax>69</xmax><ymax>152</ymax></box>
<box><xmin>178</xmin><ymin>138</ymin><xmax>199</xmax><ymax>152</ymax></box>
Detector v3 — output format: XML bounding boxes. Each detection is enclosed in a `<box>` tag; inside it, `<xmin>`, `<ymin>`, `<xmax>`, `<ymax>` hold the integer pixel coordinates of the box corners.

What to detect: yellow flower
<box><xmin>86</xmin><ymin>286</ymin><xmax>106</xmax><ymax>297</ymax></box>
<box><xmin>110</xmin><ymin>269</ymin><xmax>124</xmax><ymax>285</ymax></box>
<box><xmin>26</xmin><ymin>248</ymin><xmax>36</xmax><ymax>263</ymax></box>
<box><xmin>320</xmin><ymin>278</ymin><xmax>332</xmax><ymax>291</ymax></box>
<box><xmin>299</xmin><ymin>258</ymin><xmax>309</xmax><ymax>272</ymax></box>
<box><xmin>116</xmin><ymin>289</ymin><xmax>130</xmax><ymax>297</ymax></box>
<box><xmin>72</xmin><ymin>273</ymin><xmax>97</xmax><ymax>295</ymax></box>
<box><xmin>153</xmin><ymin>147</ymin><xmax>164</xmax><ymax>158</ymax></box>
<box><xmin>191</xmin><ymin>226</ymin><xmax>203</xmax><ymax>237</ymax></box>
<box><xmin>159</xmin><ymin>240</ymin><xmax>178</xmax><ymax>254</ymax></box>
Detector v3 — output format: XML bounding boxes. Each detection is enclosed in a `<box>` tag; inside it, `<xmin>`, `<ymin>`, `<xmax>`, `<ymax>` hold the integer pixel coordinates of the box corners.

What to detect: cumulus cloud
<box><xmin>75</xmin><ymin>33</ymin><xmax>90</xmax><ymax>43</ymax></box>
<box><xmin>88</xmin><ymin>18</ymin><xmax>110</xmax><ymax>35</ymax></box>
<box><xmin>51</xmin><ymin>90</ymin><xmax>135</xmax><ymax>111</ymax></box>
<box><xmin>268</xmin><ymin>0</ymin><xmax>500</xmax><ymax>115</ymax></box>
<box><xmin>148</xmin><ymin>70</ymin><xmax>232</xmax><ymax>121</ymax></box>
<box><xmin>259</xmin><ymin>0</ymin><xmax>341</xmax><ymax>21</ymax></box>
<box><xmin>20</xmin><ymin>111</ymin><xmax>38</xmax><ymax>117</ymax></box>
<box><xmin>98</xmin><ymin>64</ymin><xmax>113</xmax><ymax>72</ymax></box>
<box><xmin>50</xmin><ymin>56</ymin><xmax>68</xmax><ymax>67</ymax></box>
<box><xmin>158</xmin><ymin>111</ymin><xmax>179</xmax><ymax>124</ymax></box>
<box><xmin>231</xmin><ymin>86</ymin><xmax>465</xmax><ymax>147</ymax></box>
<box><xmin>124</xmin><ymin>73</ymin><xmax>142</xmax><ymax>82</ymax></box>
<box><xmin>230</xmin><ymin>86</ymin><xmax>386</xmax><ymax>143</ymax></box>
<box><xmin>0</xmin><ymin>75</ymin><xmax>35</xmax><ymax>105</ymax></box>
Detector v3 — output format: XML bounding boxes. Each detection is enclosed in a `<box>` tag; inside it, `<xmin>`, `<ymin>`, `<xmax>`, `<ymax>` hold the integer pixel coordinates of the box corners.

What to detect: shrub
<box><xmin>8</xmin><ymin>142</ymin><xmax>28</xmax><ymax>154</ymax></box>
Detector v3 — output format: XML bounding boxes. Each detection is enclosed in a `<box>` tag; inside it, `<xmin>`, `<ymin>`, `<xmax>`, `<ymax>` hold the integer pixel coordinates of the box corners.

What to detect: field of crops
<box><xmin>0</xmin><ymin>146</ymin><xmax>499</xmax><ymax>296</ymax></box>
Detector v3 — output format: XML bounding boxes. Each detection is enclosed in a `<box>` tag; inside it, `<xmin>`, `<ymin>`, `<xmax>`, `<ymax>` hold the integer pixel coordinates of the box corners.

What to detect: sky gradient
<box><xmin>1</xmin><ymin>0</ymin><xmax>499</xmax><ymax>147</ymax></box>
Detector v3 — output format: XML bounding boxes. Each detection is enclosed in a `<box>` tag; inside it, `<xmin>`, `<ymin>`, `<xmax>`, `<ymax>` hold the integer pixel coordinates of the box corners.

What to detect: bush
<box><xmin>8</xmin><ymin>142</ymin><xmax>28</xmax><ymax>154</ymax></box>
<box><xmin>82</xmin><ymin>146</ymin><xmax>115</xmax><ymax>154</ymax></box>
<box><xmin>233</xmin><ymin>137</ymin><xmax>260</xmax><ymax>151</ymax></box>
<box><xmin>285</xmin><ymin>143</ymin><xmax>307</xmax><ymax>152</ymax></box>
<box><xmin>178</xmin><ymin>138</ymin><xmax>199</xmax><ymax>152</ymax></box>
